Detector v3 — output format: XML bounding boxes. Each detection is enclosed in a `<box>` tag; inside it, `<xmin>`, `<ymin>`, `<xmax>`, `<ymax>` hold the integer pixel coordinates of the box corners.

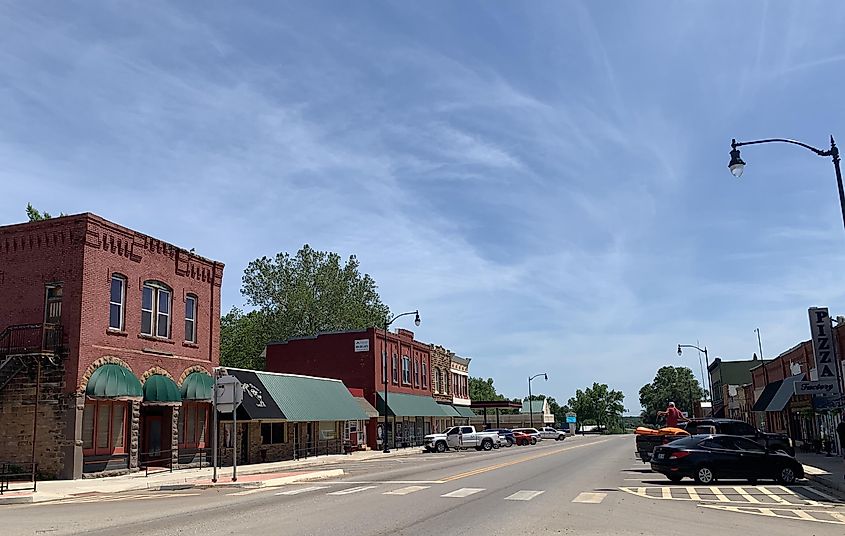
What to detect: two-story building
<box><xmin>0</xmin><ymin>213</ymin><xmax>223</xmax><ymax>479</ymax></box>
<box><xmin>264</xmin><ymin>328</ymin><xmax>451</xmax><ymax>449</ymax></box>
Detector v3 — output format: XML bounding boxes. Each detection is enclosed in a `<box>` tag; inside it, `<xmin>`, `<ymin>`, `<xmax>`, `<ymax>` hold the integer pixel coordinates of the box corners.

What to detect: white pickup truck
<box><xmin>424</xmin><ymin>426</ymin><xmax>501</xmax><ymax>453</ymax></box>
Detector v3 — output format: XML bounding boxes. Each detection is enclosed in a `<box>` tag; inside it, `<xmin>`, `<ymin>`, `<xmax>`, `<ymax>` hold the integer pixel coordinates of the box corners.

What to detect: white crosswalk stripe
<box><xmin>504</xmin><ymin>490</ymin><xmax>545</xmax><ymax>501</ymax></box>
<box><xmin>275</xmin><ymin>486</ymin><xmax>328</xmax><ymax>496</ymax></box>
<box><xmin>328</xmin><ymin>485</ymin><xmax>377</xmax><ymax>496</ymax></box>
<box><xmin>441</xmin><ymin>487</ymin><xmax>484</xmax><ymax>498</ymax></box>
<box><xmin>383</xmin><ymin>485</ymin><xmax>430</xmax><ymax>496</ymax></box>
<box><xmin>572</xmin><ymin>492</ymin><xmax>607</xmax><ymax>504</ymax></box>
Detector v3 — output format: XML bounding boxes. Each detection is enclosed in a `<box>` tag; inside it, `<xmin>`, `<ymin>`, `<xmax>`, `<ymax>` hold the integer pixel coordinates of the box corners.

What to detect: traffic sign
<box><xmin>215</xmin><ymin>375</ymin><xmax>243</xmax><ymax>413</ymax></box>
<box><xmin>566</xmin><ymin>412</ymin><xmax>577</xmax><ymax>423</ymax></box>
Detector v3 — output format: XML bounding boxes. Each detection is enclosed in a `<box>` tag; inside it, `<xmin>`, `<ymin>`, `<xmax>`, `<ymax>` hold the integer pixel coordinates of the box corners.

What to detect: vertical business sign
<box><xmin>807</xmin><ymin>307</ymin><xmax>841</xmax><ymax>396</ymax></box>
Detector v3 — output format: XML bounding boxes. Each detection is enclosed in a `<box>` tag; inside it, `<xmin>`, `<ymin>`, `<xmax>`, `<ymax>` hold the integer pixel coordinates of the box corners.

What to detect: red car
<box><xmin>512</xmin><ymin>431</ymin><xmax>534</xmax><ymax>446</ymax></box>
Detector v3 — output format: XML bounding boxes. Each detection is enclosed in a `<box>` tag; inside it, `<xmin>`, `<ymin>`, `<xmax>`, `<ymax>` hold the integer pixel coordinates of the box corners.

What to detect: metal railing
<box><xmin>292</xmin><ymin>438</ymin><xmax>348</xmax><ymax>460</ymax></box>
<box><xmin>140</xmin><ymin>449</ymin><xmax>174</xmax><ymax>477</ymax></box>
<box><xmin>0</xmin><ymin>462</ymin><xmax>37</xmax><ymax>494</ymax></box>
<box><xmin>383</xmin><ymin>434</ymin><xmax>427</xmax><ymax>450</ymax></box>
<box><xmin>0</xmin><ymin>324</ymin><xmax>64</xmax><ymax>357</ymax></box>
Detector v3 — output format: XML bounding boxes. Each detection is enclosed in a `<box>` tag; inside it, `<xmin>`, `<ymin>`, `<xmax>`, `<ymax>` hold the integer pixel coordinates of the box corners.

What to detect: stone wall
<box><xmin>0</xmin><ymin>358</ymin><xmax>75</xmax><ymax>479</ymax></box>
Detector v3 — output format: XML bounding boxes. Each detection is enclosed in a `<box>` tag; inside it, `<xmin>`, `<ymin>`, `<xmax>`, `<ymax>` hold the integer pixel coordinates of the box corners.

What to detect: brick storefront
<box><xmin>0</xmin><ymin>213</ymin><xmax>223</xmax><ymax>479</ymax></box>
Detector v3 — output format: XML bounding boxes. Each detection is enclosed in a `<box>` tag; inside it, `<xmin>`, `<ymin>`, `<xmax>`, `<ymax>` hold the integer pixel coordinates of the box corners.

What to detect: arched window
<box><xmin>184</xmin><ymin>294</ymin><xmax>198</xmax><ymax>343</ymax></box>
<box><xmin>109</xmin><ymin>274</ymin><xmax>127</xmax><ymax>331</ymax></box>
<box><xmin>141</xmin><ymin>280</ymin><xmax>172</xmax><ymax>338</ymax></box>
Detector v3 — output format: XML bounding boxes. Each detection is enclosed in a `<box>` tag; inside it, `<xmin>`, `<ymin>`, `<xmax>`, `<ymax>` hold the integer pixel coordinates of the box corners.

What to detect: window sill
<box><xmin>106</xmin><ymin>329</ymin><xmax>128</xmax><ymax>338</ymax></box>
<box><xmin>138</xmin><ymin>334</ymin><xmax>176</xmax><ymax>345</ymax></box>
<box><xmin>182</xmin><ymin>341</ymin><xmax>200</xmax><ymax>349</ymax></box>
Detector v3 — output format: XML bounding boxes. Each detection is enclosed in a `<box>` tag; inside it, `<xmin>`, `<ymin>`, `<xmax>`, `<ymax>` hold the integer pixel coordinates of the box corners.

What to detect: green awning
<box><xmin>438</xmin><ymin>404</ymin><xmax>461</xmax><ymax>417</ymax></box>
<box><xmin>143</xmin><ymin>374</ymin><xmax>182</xmax><ymax>404</ymax></box>
<box><xmin>376</xmin><ymin>392</ymin><xmax>447</xmax><ymax>417</ymax></box>
<box><xmin>85</xmin><ymin>364</ymin><xmax>142</xmax><ymax>399</ymax></box>
<box><xmin>453</xmin><ymin>405</ymin><xmax>476</xmax><ymax>418</ymax></box>
<box><xmin>252</xmin><ymin>370</ymin><xmax>369</xmax><ymax>421</ymax></box>
<box><xmin>181</xmin><ymin>372</ymin><xmax>213</xmax><ymax>401</ymax></box>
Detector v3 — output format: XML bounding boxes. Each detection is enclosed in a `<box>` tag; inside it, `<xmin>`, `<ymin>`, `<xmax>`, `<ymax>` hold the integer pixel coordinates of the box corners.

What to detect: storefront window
<box><xmin>82</xmin><ymin>400</ymin><xmax>128</xmax><ymax>456</ymax></box>
<box><xmin>179</xmin><ymin>402</ymin><xmax>209</xmax><ymax>448</ymax></box>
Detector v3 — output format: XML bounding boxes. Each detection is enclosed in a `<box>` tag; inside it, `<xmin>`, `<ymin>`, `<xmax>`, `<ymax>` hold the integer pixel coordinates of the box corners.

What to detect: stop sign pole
<box><xmin>212</xmin><ymin>372</ymin><xmax>243</xmax><ymax>483</ymax></box>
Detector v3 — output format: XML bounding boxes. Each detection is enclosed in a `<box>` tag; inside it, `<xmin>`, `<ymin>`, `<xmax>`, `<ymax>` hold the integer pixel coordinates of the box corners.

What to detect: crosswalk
<box><xmin>260</xmin><ymin>484</ymin><xmax>547</xmax><ymax>503</ymax></box>
<box><xmin>619</xmin><ymin>484</ymin><xmax>842</xmax><ymax>508</ymax></box>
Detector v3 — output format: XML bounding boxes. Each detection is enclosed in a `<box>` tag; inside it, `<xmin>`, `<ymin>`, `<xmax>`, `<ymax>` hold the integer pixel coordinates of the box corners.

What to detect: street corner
<box><xmin>180</xmin><ymin>468</ymin><xmax>345</xmax><ymax>490</ymax></box>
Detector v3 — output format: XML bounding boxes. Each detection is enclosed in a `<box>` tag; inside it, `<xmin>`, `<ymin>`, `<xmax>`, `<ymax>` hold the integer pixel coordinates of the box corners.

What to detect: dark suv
<box><xmin>682</xmin><ymin>418</ymin><xmax>794</xmax><ymax>456</ymax></box>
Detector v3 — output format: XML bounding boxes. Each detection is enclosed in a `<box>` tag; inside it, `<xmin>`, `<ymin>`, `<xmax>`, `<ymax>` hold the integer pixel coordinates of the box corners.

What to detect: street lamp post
<box><xmin>382</xmin><ymin>310</ymin><xmax>421</xmax><ymax>453</ymax></box>
<box><xmin>527</xmin><ymin>373</ymin><xmax>548</xmax><ymax>429</ymax></box>
<box><xmin>728</xmin><ymin>136</ymin><xmax>845</xmax><ymax>232</ymax></box>
<box><xmin>678</xmin><ymin>344</ymin><xmax>711</xmax><ymax>412</ymax></box>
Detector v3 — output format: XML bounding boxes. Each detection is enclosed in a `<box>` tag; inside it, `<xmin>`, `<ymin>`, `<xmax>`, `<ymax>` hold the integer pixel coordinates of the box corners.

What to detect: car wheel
<box><xmin>482</xmin><ymin>439</ymin><xmax>494</xmax><ymax>451</ymax></box>
<box><xmin>776</xmin><ymin>466</ymin><xmax>797</xmax><ymax>485</ymax></box>
<box><xmin>694</xmin><ymin>466</ymin><xmax>716</xmax><ymax>484</ymax></box>
<box><xmin>493</xmin><ymin>442</ymin><xmax>500</xmax><ymax>449</ymax></box>
<box><xmin>668</xmin><ymin>474</ymin><xmax>683</xmax><ymax>483</ymax></box>
<box><xmin>530</xmin><ymin>438</ymin><xmax>537</xmax><ymax>445</ymax></box>
<box><xmin>435</xmin><ymin>441</ymin><xmax>447</xmax><ymax>453</ymax></box>
<box><xmin>505</xmin><ymin>438</ymin><xmax>514</xmax><ymax>447</ymax></box>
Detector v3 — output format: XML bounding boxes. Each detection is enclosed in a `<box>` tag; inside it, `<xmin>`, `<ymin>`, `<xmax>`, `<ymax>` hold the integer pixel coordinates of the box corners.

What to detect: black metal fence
<box><xmin>140</xmin><ymin>449</ymin><xmax>174</xmax><ymax>477</ymax></box>
<box><xmin>383</xmin><ymin>434</ymin><xmax>427</xmax><ymax>450</ymax></box>
<box><xmin>292</xmin><ymin>438</ymin><xmax>350</xmax><ymax>460</ymax></box>
<box><xmin>0</xmin><ymin>462</ymin><xmax>37</xmax><ymax>494</ymax></box>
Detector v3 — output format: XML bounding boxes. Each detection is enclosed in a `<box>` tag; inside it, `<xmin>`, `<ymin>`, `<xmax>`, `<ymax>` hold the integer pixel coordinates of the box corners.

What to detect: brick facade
<box><xmin>265</xmin><ymin>328</ymin><xmax>435</xmax><ymax>448</ymax></box>
<box><xmin>0</xmin><ymin>213</ymin><xmax>223</xmax><ymax>479</ymax></box>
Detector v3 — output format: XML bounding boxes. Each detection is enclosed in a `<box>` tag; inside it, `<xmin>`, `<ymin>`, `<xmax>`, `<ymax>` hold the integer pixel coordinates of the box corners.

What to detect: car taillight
<box><xmin>669</xmin><ymin>451</ymin><xmax>690</xmax><ymax>460</ymax></box>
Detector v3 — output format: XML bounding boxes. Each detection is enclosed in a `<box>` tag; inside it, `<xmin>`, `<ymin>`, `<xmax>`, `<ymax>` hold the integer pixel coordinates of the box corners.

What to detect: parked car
<box><xmin>682</xmin><ymin>418</ymin><xmax>794</xmax><ymax>456</ymax></box>
<box><xmin>423</xmin><ymin>426</ymin><xmax>500</xmax><ymax>453</ymax></box>
<box><xmin>538</xmin><ymin>426</ymin><xmax>567</xmax><ymax>441</ymax></box>
<box><xmin>486</xmin><ymin>428</ymin><xmax>516</xmax><ymax>447</ymax></box>
<box><xmin>650</xmin><ymin>434</ymin><xmax>804</xmax><ymax>485</ymax></box>
<box><xmin>511</xmin><ymin>431</ymin><xmax>534</xmax><ymax>446</ymax></box>
<box><xmin>512</xmin><ymin>428</ymin><xmax>540</xmax><ymax>444</ymax></box>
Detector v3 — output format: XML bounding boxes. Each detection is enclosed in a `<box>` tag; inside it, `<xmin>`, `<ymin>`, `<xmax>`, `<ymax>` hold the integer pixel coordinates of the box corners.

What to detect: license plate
<box><xmin>656</xmin><ymin>453</ymin><xmax>665</xmax><ymax>460</ymax></box>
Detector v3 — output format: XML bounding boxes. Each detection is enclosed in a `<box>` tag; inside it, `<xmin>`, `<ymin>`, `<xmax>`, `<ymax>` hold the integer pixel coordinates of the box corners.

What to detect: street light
<box><xmin>527</xmin><ymin>373</ymin><xmax>547</xmax><ymax>429</ymax></box>
<box><xmin>381</xmin><ymin>310</ymin><xmax>421</xmax><ymax>453</ymax></box>
<box><xmin>678</xmin><ymin>344</ymin><xmax>712</xmax><ymax>411</ymax></box>
<box><xmin>728</xmin><ymin>136</ymin><xmax>845</xmax><ymax>233</ymax></box>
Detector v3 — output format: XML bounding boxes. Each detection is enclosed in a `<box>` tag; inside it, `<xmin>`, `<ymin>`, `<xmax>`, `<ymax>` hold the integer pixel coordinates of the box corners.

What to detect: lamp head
<box><xmin>728</xmin><ymin>141</ymin><xmax>745</xmax><ymax>178</ymax></box>
<box><xmin>544</xmin><ymin>373</ymin><xmax>548</xmax><ymax>381</ymax></box>
<box><xmin>414</xmin><ymin>311</ymin><xmax>421</xmax><ymax>327</ymax></box>
<box><xmin>677</xmin><ymin>345</ymin><xmax>682</xmax><ymax>356</ymax></box>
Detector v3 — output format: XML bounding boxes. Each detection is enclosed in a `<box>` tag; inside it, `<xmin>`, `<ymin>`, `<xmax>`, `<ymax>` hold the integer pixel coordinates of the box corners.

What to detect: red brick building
<box><xmin>265</xmin><ymin>328</ymin><xmax>449</xmax><ymax>449</ymax></box>
<box><xmin>0</xmin><ymin>213</ymin><xmax>223</xmax><ymax>478</ymax></box>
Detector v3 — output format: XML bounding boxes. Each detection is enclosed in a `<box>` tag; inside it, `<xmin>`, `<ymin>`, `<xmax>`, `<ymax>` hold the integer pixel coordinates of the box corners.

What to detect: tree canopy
<box><xmin>638</xmin><ymin>366</ymin><xmax>704</xmax><ymax>424</ymax></box>
<box><xmin>26</xmin><ymin>203</ymin><xmax>65</xmax><ymax>221</ymax></box>
<box><xmin>220</xmin><ymin>244</ymin><xmax>390</xmax><ymax>369</ymax></box>
<box><xmin>567</xmin><ymin>382</ymin><xmax>626</xmax><ymax>431</ymax></box>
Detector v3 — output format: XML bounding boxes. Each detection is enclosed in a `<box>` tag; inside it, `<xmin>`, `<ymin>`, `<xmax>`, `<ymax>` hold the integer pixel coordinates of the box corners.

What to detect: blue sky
<box><xmin>4</xmin><ymin>1</ymin><xmax>845</xmax><ymax>412</ymax></box>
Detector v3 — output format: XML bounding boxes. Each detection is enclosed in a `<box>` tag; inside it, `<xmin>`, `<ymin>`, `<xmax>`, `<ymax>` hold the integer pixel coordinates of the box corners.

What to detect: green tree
<box><xmin>638</xmin><ymin>366</ymin><xmax>704</xmax><ymax>424</ymax></box>
<box><xmin>26</xmin><ymin>203</ymin><xmax>66</xmax><ymax>221</ymax></box>
<box><xmin>567</xmin><ymin>383</ymin><xmax>626</xmax><ymax>432</ymax></box>
<box><xmin>469</xmin><ymin>377</ymin><xmax>503</xmax><ymax>402</ymax></box>
<box><xmin>220</xmin><ymin>244</ymin><xmax>390</xmax><ymax>368</ymax></box>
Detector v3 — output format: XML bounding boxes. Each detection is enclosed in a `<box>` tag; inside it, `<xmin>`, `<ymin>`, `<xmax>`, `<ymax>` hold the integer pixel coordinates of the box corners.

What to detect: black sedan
<box><xmin>486</xmin><ymin>428</ymin><xmax>516</xmax><ymax>447</ymax></box>
<box><xmin>650</xmin><ymin>434</ymin><xmax>804</xmax><ymax>485</ymax></box>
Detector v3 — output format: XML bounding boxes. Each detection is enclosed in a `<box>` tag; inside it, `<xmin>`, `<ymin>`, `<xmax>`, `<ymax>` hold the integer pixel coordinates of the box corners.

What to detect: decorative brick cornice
<box><xmin>177</xmin><ymin>364</ymin><xmax>211</xmax><ymax>385</ymax></box>
<box><xmin>139</xmin><ymin>366</ymin><xmax>175</xmax><ymax>384</ymax></box>
<box><xmin>78</xmin><ymin>356</ymin><xmax>135</xmax><ymax>392</ymax></box>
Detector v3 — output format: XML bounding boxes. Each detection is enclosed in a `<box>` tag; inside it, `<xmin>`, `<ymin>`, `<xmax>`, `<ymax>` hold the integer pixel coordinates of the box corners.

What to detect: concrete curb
<box><xmin>804</xmin><ymin>472</ymin><xmax>845</xmax><ymax>497</ymax></box>
<box><xmin>161</xmin><ymin>468</ymin><xmax>345</xmax><ymax>491</ymax></box>
<box><xmin>0</xmin><ymin>493</ymin><xmax>34</xmax><ymax>505</ymax></box>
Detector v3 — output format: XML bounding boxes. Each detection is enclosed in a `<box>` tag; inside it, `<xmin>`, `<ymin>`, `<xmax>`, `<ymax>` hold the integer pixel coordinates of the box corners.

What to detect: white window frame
<box><xmin>402</xmin><ymin>356</ymin><xmax>411</xmax><ymax>384</ymax></box>
<box><xmin>109</xmin><ymin>275</ymin><xmax>126</xmax><ymax>331</ymax></box>
<box><xmin>141</xmin><ymin>281</ymin><xmax>172</xmax><ymax>339</ymax></box>
<box><xmin>185</xmin><ymin>294</ymin><xmax>197</xmax><ymax>343</ymax></box>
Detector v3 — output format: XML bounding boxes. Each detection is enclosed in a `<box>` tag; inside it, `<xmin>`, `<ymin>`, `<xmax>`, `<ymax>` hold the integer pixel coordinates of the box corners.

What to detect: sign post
<box><xmin>214</xmin><ymin>374</ymin><xmax>243</xmax><ymax>482</ymax></box>
<box><xmin>212</xmin><ymin>367</ymin><xmax>219</xmax><ymax>483</ymax></box>
<box><xmin>566</xmin><ymin>412</ymin><xmax>577</xmax><ymax>435</ymax></box>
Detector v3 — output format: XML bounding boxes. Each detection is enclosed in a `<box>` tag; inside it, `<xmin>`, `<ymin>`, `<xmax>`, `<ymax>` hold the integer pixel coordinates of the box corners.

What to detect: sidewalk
<box><xmin>797</xmin><ymin>451</ymin><xmax>845</xmax><ymax>495</ymax></box>
<box><xmin>0</xmin><ymin>445</ymin><xmax>424</xmax><ymax>505</ymax></box>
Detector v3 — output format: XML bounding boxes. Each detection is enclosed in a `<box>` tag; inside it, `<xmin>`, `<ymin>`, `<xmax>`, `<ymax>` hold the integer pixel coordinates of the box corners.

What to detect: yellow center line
<box><xmin>441</xmin><ymin>438</ymin><xmax>612</xmax><ymax>482</ymax></box>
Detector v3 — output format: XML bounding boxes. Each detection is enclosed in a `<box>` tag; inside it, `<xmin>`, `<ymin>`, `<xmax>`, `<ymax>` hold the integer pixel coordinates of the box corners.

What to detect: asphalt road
<box><xmin>3</xmin><ymin>435</ymin><xmax>844</xmax><ymax>535</ymax></box>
